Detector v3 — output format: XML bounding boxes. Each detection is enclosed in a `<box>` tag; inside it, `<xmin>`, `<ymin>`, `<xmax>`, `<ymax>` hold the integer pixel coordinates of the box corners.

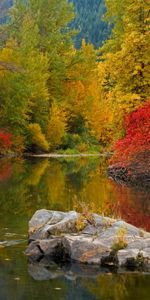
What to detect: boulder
<box><xmin>25</xmin><ymin>210</ymin><xmax>150</xmax><ymax>270</ymax></box>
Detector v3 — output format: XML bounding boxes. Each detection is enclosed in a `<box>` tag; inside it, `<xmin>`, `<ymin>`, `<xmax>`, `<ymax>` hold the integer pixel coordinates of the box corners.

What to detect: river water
<box><xmin>0</xmin><ymin>156</ymin><xmax>150</xmax><ymax>300</ymax></box>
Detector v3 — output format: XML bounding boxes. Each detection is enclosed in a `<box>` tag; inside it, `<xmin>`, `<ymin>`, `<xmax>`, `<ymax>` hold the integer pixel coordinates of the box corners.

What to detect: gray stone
<box><xmin>118</xmin><ymin>249</ymin><xmax>139</xmax><ymax>266</ymax></box>
<box><xmin>29</xmin><ymin>209</ymin><xmax>54</xmax><ymax>233</ymax></box>
<box><xmin>25</xmin><ymin>237</ymin><xmax>63</xmax><ymax>259</ymax></box>
<box><xmin>29</xmin><ymin>210</ymin><xmax>79</xmax><ymax>240</ymax></box>
<box><xmin>63</xmin><ymin>234</ymin><xmax>110</xmax><ymax>264</ymax></box>
<box><xmin>109</xmin><ymin>220</ymin><xmax>140</xmax><ymax>237</ymax></box>
<box><xmin>25</xmin><ymin>241</ymin><xmax>42</xmax><ymax>260</ymax></box>
<box><xmin>39</xmin><ymin>238</ymin><xmax>62</xmax><ymax>256</ymax></box>
<box><xmin>118</xmin><ymin>248</ymin><xmax>150</xmax><ymax>267</ymax></box>
<box><xmin>127</xmin><ymin>238</ymin><xmax>150</xmax><ymax>250</ymax></box>
<box><xmin>45</xmin><ymin>211</ymin><xmax>79</xmax><ymax>235</ymax></box>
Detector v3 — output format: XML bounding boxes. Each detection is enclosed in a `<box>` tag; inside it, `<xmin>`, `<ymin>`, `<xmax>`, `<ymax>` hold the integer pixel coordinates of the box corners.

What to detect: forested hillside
<box><xmin>0</xmin><ymin>0</ymin><xmax>110</xmax><ymax>48</ymax></box>
<box><xmin>70</xmin><ymin>0</ymin><xmax>110</xmax><ymax>48</ymax></box>
<box><xmin>0</xmin><ymin>0</ymin><xmax>149</xmax><ymax>159</ymax></box>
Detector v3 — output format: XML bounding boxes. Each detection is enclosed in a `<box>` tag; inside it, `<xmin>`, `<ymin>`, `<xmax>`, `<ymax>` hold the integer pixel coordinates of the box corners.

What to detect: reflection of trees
<box><xmin>109</xmin><ymin>181</ymin><xmax>150</xmax><ymax>231</ymax></box>
<box><xmin>0</xmin><ymin>157</ymin><xmax>150</xmax><ymax>299</ymax></box>
<box><xmin>26</xmin><ymin>159</ymin><xmax>49</xmax><ymax>186</ymax></box>
<box><xmin>83</xmin><ymin>273</ymin><xmax>150</xmax><ymax>300</ymax></box>
<box><xmin>1</xmin><ymin>245</ymin><xmax>150</xmax><ymax>300</ymax></box>
<box><xmin>0</xmin><ymin>159</ymin><xmax>12</xmax><ymax>181</ymax></box>
<box><xmin>62</xmin><ymin>156</ymin><xmax>115</xmax><ymax>216</ymax></box>
<box><xmin>0</xmin><ymin>246</ymin><xmax>68</xmax><ymax>300</ymax></box>
<box><xmin>44</xmin><ymin>161</ymin><xmax>66</xmax><ymax>210</ymax></box>
<box><xmin>61</xmin><ymin>157</ymin><xmax>99</xmax><ymax>190</ymax></box>
<box><xmin>0</xmin><ymin>156</ymin><xmax>150</xmax><ymax>236</ymax></box>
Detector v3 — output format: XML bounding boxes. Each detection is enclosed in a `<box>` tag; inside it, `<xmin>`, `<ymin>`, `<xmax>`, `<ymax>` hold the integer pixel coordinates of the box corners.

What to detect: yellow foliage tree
<box><xmin>96</xmin><ymin>0</ymin><xmax>150</xmax><ymax>145</ymax></box>
<box><xmin>47</xmin><ymin>104</ymin><xmax>67</xmax><ymax>150</ymax></box>
<box><xmin>28</xmin><ymin>123</ymin><xmax>49</xmax><ymax>152</ymax></box>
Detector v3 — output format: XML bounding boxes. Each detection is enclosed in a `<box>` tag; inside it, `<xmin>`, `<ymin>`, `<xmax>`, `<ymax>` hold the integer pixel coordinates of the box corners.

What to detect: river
<box><xmin>0</xmin><ymin>156</ymin><xmax>150</xmax><ymax>300</ymax></box>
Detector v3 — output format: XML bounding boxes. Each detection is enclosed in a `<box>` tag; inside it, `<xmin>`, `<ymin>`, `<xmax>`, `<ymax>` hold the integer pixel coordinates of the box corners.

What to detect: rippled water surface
<box><xmin>0</xmin><ymin>157</ymin><xmax>150</xmax><ymax>300</ymax></box>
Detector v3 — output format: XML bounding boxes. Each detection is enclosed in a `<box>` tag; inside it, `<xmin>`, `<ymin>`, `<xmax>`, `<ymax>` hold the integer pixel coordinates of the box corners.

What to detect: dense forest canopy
<box><xmin>0</xmin><ymin>0</ymin><xmax>149</xmax><ymax>160</ymax></box>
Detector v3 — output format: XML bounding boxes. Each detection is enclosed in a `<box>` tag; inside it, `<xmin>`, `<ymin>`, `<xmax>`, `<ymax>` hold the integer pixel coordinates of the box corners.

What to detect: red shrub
<box><xmin>0</xmin><ymin>130</ymin><xmax>12</xmax><ymax>154</ymax></box>
<box><xmin>112</xmin><ymin>101</ymin><xmax>150</xmax><ymax>163</ymax></box>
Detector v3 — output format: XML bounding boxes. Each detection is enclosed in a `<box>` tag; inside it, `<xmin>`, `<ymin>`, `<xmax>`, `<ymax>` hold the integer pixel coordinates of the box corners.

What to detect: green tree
<box><xmin>0</xmin><ymin>0</ymin><xmax>75</xmax><ymax>152</ymax></box>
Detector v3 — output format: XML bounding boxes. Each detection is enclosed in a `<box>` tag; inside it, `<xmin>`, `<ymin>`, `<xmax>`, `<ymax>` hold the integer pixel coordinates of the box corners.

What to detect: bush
<box><xmin>12</xmin><ymin>135</ymin><xmax>25</xmax><ymax>154</ymax></box>
<box><xmin>28</xmin><ymin>123</ymin><xmax>49</xmax><ymax>152</ymax></box>
<box><xmin>0</xmin><ymin>130</ymin><xmax>12</xmax><ymax>155</ymax></box>
<box><xmin>61</xmin><ymin>133</ymin><xmax>82</xmax><ymax>150</ymax></box>
<box><xmin>112</xmin><ymin>101</ymin><xmax>150</xmax><ymax>163</ymax></box>
<box><xmin>77</xmin><ymin>142</ymin><xmax>89</xmax><ymax>153</ymax></box>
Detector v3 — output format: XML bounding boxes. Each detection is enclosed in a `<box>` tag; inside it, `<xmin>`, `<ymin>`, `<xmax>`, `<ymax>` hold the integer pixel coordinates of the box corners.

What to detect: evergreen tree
<box><xmin>70</xmin><ymin>0</ymin><xmax>111</xmax><ymax>48</ymax></box>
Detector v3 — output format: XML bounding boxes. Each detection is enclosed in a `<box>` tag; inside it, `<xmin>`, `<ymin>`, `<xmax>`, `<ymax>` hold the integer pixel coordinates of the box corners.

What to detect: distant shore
<box><xmin>25</xmin><ymin>153</ymin><xmax>106</xmax><ymax>158</ymax></box>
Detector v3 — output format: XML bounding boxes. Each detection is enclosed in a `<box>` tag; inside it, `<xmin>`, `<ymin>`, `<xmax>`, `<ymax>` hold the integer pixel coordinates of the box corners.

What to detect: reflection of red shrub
<box><xmin>0</xmin><ymin>130</ymin><xmax>12</xmax><ymax>154</ymax></box>
<box><xmin>0</xmin><ymin>163</ymin><xmax>12</xmax><ymax>182</ymax></box>
<box><xmin>110</xmin><ymin>182</ymin><xmax>150</xmax><ymax>231</ymax></box>
<box><xmin>112</xmin><ymin>101</ymin><xmax>150</xmax><ymax>163</ymax></box>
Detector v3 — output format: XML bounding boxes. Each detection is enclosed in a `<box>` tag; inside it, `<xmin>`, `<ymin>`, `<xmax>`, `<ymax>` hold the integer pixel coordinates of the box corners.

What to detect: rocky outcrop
<box><xmin>25</xmin><ymin>209</ymin><xmax>150</xmax><ymax>271</ymax></box>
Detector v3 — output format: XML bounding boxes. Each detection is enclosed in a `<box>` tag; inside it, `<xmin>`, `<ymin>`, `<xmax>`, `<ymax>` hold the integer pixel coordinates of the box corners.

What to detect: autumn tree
<box><xmin>63</xmin><ymin>40</ymin><xmax>101</xmax><ymax>149</ymax></box>
<box><xmin>0</xmin><ymin>0</ymin><xmax>75</xmax><ymax>152</ymax></box>
<box><xmin>97</xmin><ymin>0</ymin><xmax>150</xmax><ymax>146</ymax></box>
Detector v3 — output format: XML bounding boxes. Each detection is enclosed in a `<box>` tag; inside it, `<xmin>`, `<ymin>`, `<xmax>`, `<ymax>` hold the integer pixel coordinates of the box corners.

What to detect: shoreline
<box><xmin>0</xmin><ymin>152</ymin><xmax>111</xmax><ymax>159</ymax></box>
<box><xmin>26</xmin><ymin>153</ymin><xmax>106</xmax><ymax>158</ymax></box>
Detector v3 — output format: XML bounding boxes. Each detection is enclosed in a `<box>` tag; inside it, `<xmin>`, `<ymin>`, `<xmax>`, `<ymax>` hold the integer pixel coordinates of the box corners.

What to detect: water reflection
<box><xmin>0</xmin><ymin>156</ymin><xmax>150</xmax><ymax>232</ymax></box>
<box><xmin>0</xmin><ymin>157</ymin><xmax>150</xmax><ymax>300</ymax></box>
<box><xmin>0</xmin><ymin>245</ymin><xmax>150</xmax><ymax>300</ymax></box>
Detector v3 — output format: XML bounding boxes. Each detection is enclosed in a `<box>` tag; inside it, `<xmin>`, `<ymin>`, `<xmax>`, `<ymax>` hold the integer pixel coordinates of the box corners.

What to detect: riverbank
<box><xmin>26</xmin><ymin>153</ymin><xmax>104</xmax><ymax>158</ymax></box>
<box><xmin>108</xmin><ymin>152</ymin><xmax>150</xmax><ymax>188</ymax></box>
<box><xmin>0</xmin><ymin>151</ymin><xmax>110</xmax><ymax>159</ymax></box>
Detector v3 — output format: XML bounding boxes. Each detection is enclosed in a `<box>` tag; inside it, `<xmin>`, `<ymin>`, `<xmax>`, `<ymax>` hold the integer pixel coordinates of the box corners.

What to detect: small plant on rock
<box><xmin>75</xmin><ymin>215</ymin><xmax>87</xmax><ymax>232</ymax></box>
<box><xmin>112</xmin><ymin>225</ymin><xmax>128</xmax><ymax>252</ymax></box>
<box><xmin>74</xmin><ymin>202</ymin><xmax>95</xmax><ymax>225</ymax></box>
<box><xmin>136</xmin><ymin>252</ymin><xmax>145</xmax><ymax>268</ymax></box>
<box><xmin>102</xmin><ymin>218</ymin><xmax>114</xmax><ymax>230</ymax></box>
<box><xmin>74</xmin><ymin>201</ymin><xmax>96</xmax><ymax>232</ymax></box>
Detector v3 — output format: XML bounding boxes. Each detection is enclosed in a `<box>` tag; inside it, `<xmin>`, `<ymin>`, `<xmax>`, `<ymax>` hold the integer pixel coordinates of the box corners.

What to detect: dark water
<box><xmin>0</xmin><ymin>157</ymin><xmax>150</xmax><ymax>300</ymax></box>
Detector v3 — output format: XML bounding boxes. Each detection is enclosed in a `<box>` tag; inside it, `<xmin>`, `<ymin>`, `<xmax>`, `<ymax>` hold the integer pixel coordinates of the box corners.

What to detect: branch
<box><xmin>0</xmin><ymin>61</ymin><xmax>23</xmax><ymax>73</ymax></box>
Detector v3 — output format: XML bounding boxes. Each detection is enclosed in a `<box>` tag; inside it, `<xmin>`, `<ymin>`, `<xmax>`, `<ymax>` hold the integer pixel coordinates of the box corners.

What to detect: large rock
<box><xmin>25</xmin><ymin>210</ymin><xmax>150</xmax><ymax>270</ymax></box>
